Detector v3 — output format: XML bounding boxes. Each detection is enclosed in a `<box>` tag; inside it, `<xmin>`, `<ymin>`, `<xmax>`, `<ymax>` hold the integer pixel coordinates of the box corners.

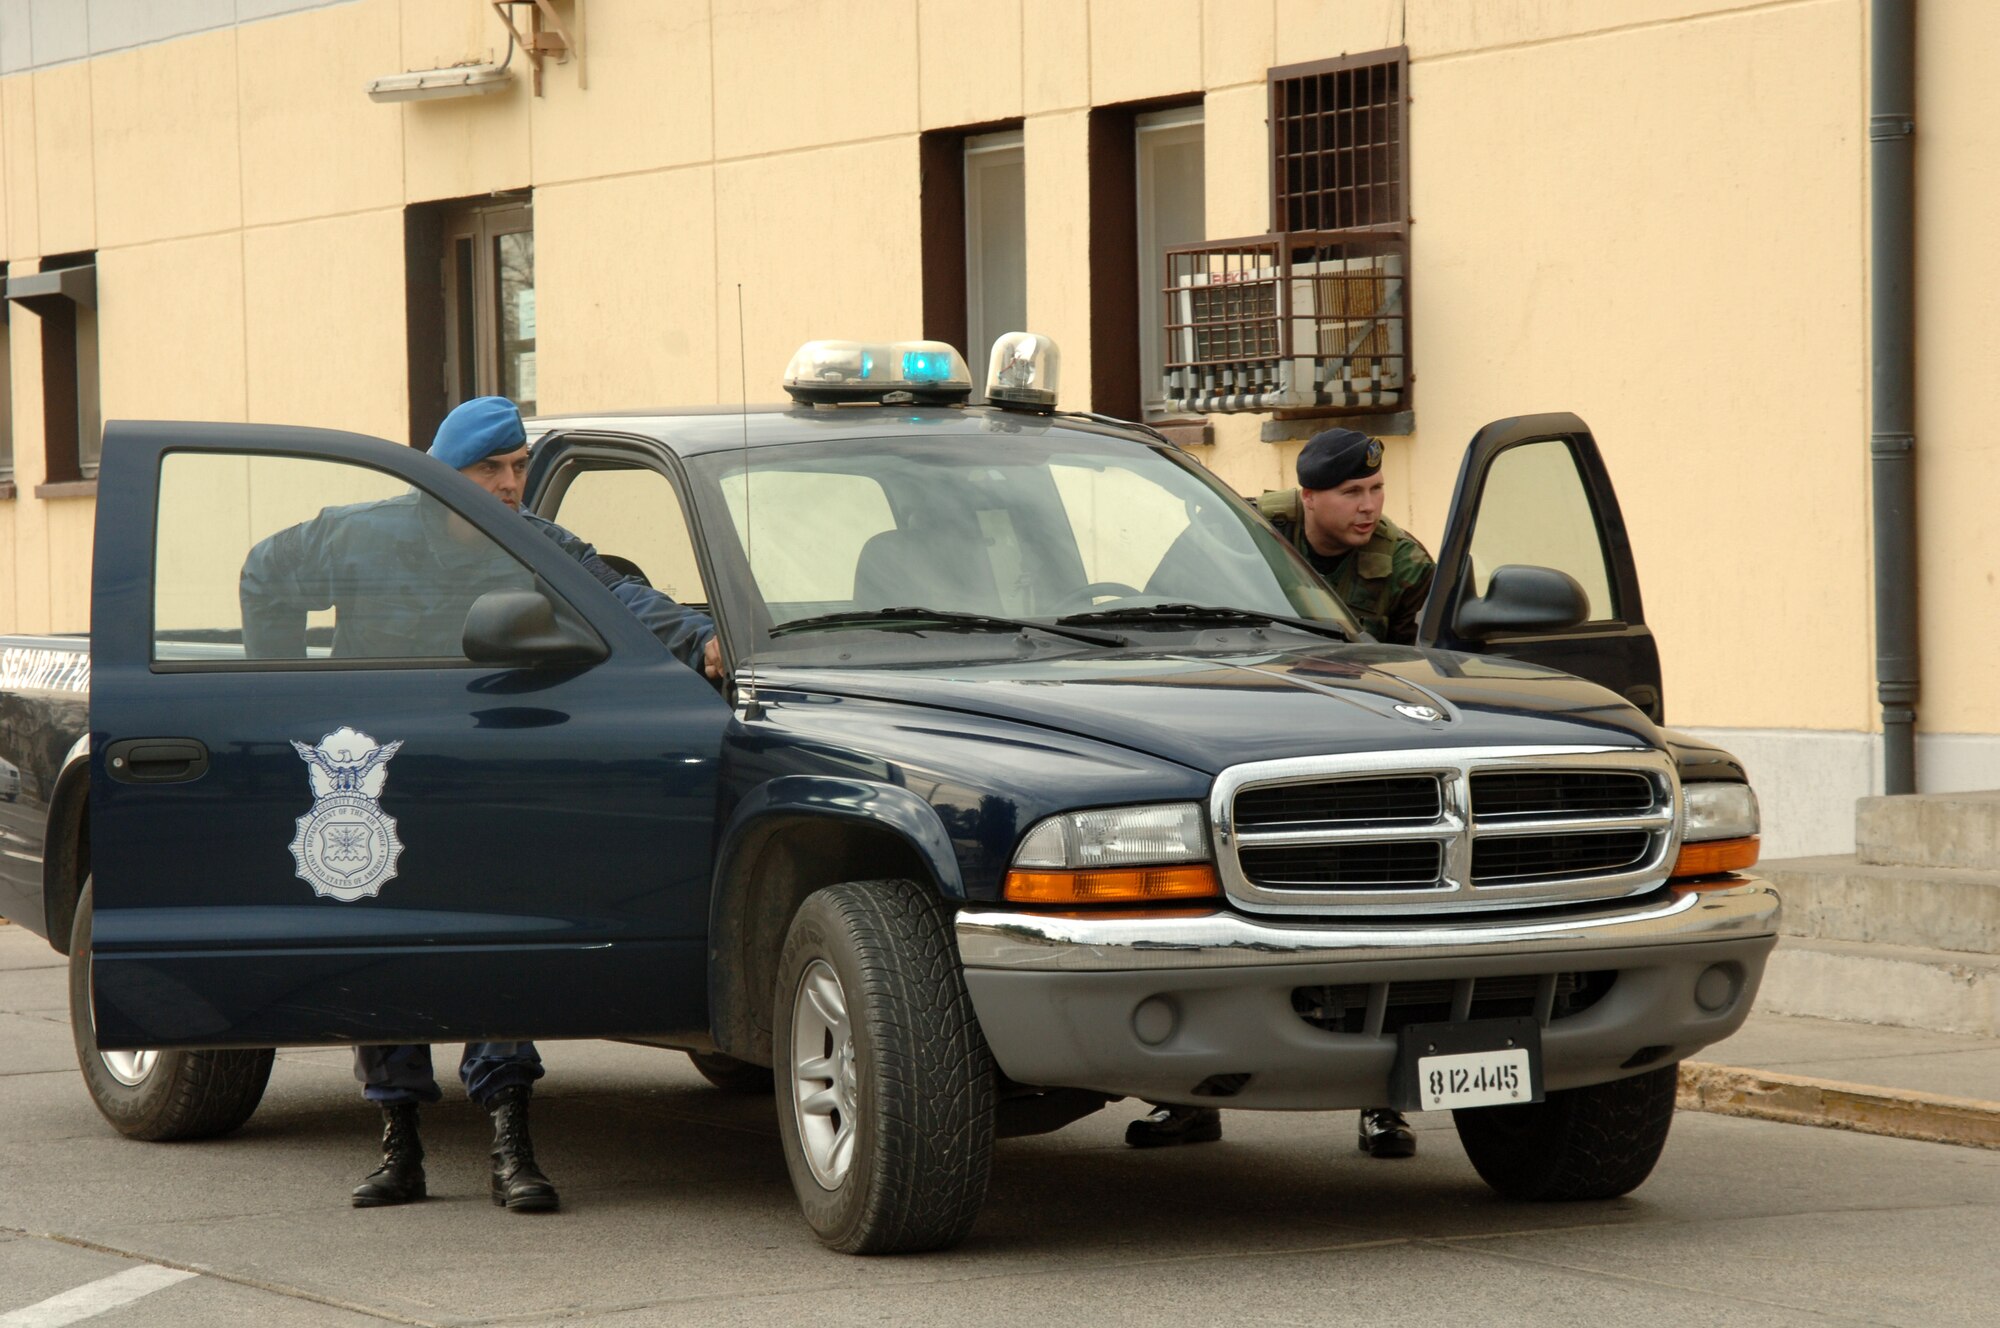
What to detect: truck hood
<box><xmin>759</xmin><ymin>642</ymin><xmax>1661</xmax><ymax>776</ymax></box>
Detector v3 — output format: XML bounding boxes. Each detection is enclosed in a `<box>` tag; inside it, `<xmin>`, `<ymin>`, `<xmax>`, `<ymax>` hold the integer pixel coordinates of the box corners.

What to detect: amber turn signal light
<box><xmin>1003</xmin><ymin>864</ymin><xmax>1222</xmax><ymax>905</ymax></box>
<box><xmin>1670</xmin><ymin>836</ymin><xmax>1760</xmax><ymax>879</ymax></box>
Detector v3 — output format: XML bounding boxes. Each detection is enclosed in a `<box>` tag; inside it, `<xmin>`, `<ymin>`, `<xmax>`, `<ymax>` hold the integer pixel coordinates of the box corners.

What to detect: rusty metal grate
<box><xmin>1162</xmin><ymin>230</ymin><xmax>1407</xmax><ymax>413</ymax></box>
<box><xmin>1271</xmin><ymin>50</ymin><xmax>1407</xmax><ymax>234</ymax></box>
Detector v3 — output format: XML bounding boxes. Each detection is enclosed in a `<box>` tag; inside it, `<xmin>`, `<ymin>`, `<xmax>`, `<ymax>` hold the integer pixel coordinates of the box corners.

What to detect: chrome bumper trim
<box><xmin>956</xmin><ymin>878</ymin><xmax>1779</xmax><ymax>973</ymax></box>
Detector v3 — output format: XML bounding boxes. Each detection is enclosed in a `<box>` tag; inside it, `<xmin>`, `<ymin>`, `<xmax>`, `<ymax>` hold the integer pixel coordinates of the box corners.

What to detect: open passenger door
<box><xmin>1417</xmin><ymin>413</ymin><xmax>1663</xmax><ymax>721</ymax></box>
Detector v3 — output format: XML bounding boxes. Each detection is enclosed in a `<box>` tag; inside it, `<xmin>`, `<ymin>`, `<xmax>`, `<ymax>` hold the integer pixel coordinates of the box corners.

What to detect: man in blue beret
<box><xmin>241</xmin><ymin>396</ymin><xmax>720</xmax><ymax>1212</ymax></box>
<box><xmin>1126</xmin><ymin>427</ymin><xmax>1433</xmax><ymax>1160</ymax></box>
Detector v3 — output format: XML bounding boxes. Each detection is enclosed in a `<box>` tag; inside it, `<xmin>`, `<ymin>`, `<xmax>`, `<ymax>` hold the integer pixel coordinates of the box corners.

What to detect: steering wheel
<box><xmin>1050</xmin><ymin>581</ymin><xmax>1146</xmax><ymax>615</ymax></box>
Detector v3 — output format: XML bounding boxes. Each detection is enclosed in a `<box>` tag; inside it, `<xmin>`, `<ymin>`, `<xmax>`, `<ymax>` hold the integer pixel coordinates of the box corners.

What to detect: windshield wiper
<box><xmin>1054</xmin><ymin>602</ymin><xmax>1354</xmax><ymax>641</ymax></box>
<box><xmin>769</xmin><ymin>606</ymin><xmax>1127</xmax><ymax>647</ymax></box>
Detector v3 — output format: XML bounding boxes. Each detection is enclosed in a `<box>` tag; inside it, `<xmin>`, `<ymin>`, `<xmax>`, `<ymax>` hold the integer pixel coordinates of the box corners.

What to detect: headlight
<box><xmin>1682</xmin><ymin>782</ymin><xmax>1760</xmax><ymax>841</ymax></box>
<box><xmin>1013</xmin><ymin>802</ymin><xmax>1208</xmax><ymax>868</ymax></box>
<box><xmin>1672</xmin><ymin>782</ymin><xmax>1760</xmax><ymax>879</ymax></box>
<box><xmin>1006</xmin><ymin>802</ymin><xmax>1218</xmax><ymax>904</ymax></box>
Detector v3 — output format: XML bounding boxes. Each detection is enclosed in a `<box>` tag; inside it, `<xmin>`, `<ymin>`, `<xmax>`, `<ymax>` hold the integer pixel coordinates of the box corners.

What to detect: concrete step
<box><xmin>1757</xmin><ymin>935</ymin><xmax>2000</xmax><ymax>1037</ymax></box>
<box><xmin>1762</xmin><ymin>854</ymin><xmax>2000</xmax><ymax>954</ymax></box>
<box><xmin>1858</xmin><ymin>790</ymin><xmax>2000</xmax><ymax>871</ymax></box>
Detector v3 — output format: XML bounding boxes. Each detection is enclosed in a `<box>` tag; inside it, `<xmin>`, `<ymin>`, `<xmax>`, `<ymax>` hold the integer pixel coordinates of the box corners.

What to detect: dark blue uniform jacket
<box><xmin>239</xmin><ymin>491</ymin><xmax>714</xmax><ymax>670</ymax></box>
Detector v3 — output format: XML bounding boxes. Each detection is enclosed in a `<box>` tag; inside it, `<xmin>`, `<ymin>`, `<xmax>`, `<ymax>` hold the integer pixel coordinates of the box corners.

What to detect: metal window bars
<box><xmin>1162</xmin><ymin>229</ymin><xmax>1407</xmax><ymax>415</ymax></box>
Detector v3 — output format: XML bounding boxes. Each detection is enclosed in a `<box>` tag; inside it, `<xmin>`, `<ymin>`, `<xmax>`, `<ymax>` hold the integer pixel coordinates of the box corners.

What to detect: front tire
<box><xmin>1453</xmin><ymin>1063</ymin><xmax>1679</xmax><ymax>1201</ymax></box>
<box><xmin>68</xmin><ymin>880</ymin><xmax>275</xmax><ymax>1141</ymax></box>
<box><xmin>773</xmin><ymin>880</ymin><xmax>995</xmax><ymax>1254</ymax></box>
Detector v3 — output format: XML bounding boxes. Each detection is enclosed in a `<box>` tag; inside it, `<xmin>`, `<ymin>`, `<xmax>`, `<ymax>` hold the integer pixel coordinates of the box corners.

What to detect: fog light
<box><xmin>1133</xmin><ymin>996</ymin><xmax>1177</xmax><ymax>1046</ymax></box>
<box><xmin>1695</xmin><ymin>963</ymin><xmax>1741</xmax><ymax>1013</ymax></box>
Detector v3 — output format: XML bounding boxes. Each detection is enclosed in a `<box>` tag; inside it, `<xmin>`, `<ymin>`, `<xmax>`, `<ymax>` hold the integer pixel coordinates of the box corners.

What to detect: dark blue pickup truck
<box><xmin>0</xmin><ymin>338</ymin><xmax>1777</xmax><ymax>1254</ymax></box>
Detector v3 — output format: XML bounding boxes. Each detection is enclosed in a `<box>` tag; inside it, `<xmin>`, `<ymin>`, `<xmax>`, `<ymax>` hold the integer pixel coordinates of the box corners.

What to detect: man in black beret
<box><xmin>1124</xmin><ymin>427</ymin><xmax>1433</xmax><ymax>1160</ymax></box>
<box><xmin>1259</xmin><ymin>427</ymin><xmax>1436</xmax><ymax>644</ymax></box>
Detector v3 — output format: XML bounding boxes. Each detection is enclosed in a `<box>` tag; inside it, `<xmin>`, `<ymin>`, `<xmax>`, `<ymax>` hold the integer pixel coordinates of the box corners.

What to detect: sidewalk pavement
<box><xmin>1681</xmin><ymin>1008</ymin><xmax>2000</xmax><ymax>1149</ymax></box>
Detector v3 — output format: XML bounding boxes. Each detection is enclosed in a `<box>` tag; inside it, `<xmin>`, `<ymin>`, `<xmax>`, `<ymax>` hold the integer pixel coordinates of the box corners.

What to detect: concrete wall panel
<box><xmin>919</xmin><ymin>0</ymin><xmax>1023</xmax><ymax>130</ymax></box>
<box><xmin>1022</xmin><ymin>0</ymin><xmax>1090</xmax><ymax>114</ymax></box>
<box><xmin>242</xmin><ymin>208</ymin><xmax>407</xmax><ymax>441</ymax></box>
<box><xmin>0</xmin><ymin>75</ymin><xmax>26</xmax><ymax>257</ymax></box>
<box><xmin>1402</xmin><ymin>0</ymin><xmax>1866</xmax><ymax>732</ymax></box>
<box><xmin>1089</xmin><ymin>0</ymin><xmax>1203</xmax><ymax>108</ymax></box>
<box><xmin>1407</xmin><ymin>0</ymin><xmax>1761</xmax><ymax>58</ymax></box>
<box><xmin>715</xmin><ymin>138</ymin><xmax>924</xmax><ymax>403</ymax></box>
<box><xmin>238</xmin><ymin>0</ymin><xmax>402</xmax><ymax>226</ymax></box>
<box><xmin>1022</xmin><ymin>110</ymin><xmax>1091</xmax><ymax>411</ymax></box>
<box><xmin>91</xmin><ymin>31</ymin><xmax>241</xmax><ymax>247</ymax></box>
<box><xmin>1912</xmin><ymin>0</ymin><xmax>2000</xmax><ymax>735</ymax></box>
<box><xmin>712</xmin><ymin>0</ymin><xmax>918</xmax><ymax>160</ymax></box>
<box><xmin>30</xmin><ymin>62</ymin><xmax>92</xmax><ymax>253</ymax></box>
<box><xmin>1203</xmin><ymin>0</ymin><xmax>1276</xmax><ymax>90</ymax></box>
<box><xmin>96</xmin><ymin>234</ymin><xmax>247</xmax><ymax>424</ymax></box>
<box><xmin>535</xmin><ymin>168</ymin><xmax>718</xmax><ymax>413</ymax></box>
<box><xmin>1274</xmin><ymin>0</ymin><xmax>1402</xmax><ymax>65</ymax></box>
<box><xmin>398</xmin><ymin>0</ymin><xmax>529</xmax><ymax>203</ymax></box>
<box><xmin>532</xmin><ymin>0</ymin><xmax>712</xmax><ymax>183</ymax></box>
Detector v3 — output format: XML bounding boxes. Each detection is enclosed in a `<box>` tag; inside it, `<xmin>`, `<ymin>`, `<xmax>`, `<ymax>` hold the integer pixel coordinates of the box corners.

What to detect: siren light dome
<box><xmin>985</xmin><ymin>332</ymin><xmax>1060</xmax><ymax>411</ymax></box>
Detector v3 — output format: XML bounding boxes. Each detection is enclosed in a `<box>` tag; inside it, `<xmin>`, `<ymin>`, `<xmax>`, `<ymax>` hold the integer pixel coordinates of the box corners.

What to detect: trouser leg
<box><xmin>458</xmin><ymin>1041</ymin><xmax>544</xmax><ymax>1109</ymax></box>
<box><xmin>354</xmin><ymin>1044</ymin><xmax>443</xmax><ymax>1106</ymax></box>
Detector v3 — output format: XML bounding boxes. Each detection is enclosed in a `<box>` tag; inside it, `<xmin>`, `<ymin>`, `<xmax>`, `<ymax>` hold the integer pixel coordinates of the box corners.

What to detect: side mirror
<box><xmin>1453</xmin><ymin>564</ymin><xmax>1589</xmax><ymax>640</ymax></box>
<box><xmin>463</xmin><ymin>589</ymin><xmax>607</xmax><ymax>667</ymax></box>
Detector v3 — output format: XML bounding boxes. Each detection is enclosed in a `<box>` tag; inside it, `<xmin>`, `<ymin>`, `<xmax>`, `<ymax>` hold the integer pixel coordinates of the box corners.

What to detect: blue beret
<box><xmin>429</xmin><ymin>396</ymin><xmax>527</xmax><ymax>470</ymax></box>
<box><xmin>1297</xmin><ymin>427</ymin><xmax>1384</xmax><ymax>490</ymax></box>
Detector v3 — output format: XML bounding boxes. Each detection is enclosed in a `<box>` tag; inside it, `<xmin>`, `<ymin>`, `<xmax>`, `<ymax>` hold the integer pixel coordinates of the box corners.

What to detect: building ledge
<box><xmin>0</xmin><ymin>479</ymin><xmax>14</xmax><ymax>501</ymax></box>
<box><xmin>1261</xmin><ymin>410</ymin><xmax>1415</xmax><ymax>442</ymax></box>
<box><xmin>34</xmin><ymin>479</ymin><xmax>97</xmax><ymax>500</ymax></box>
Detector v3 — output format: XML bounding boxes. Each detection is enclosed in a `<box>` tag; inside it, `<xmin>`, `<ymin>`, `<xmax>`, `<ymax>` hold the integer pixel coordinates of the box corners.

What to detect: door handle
<box><xmin>105</xmin><ymin>738</ymin><xmax>211</xmax><ymax>784</ymax></box>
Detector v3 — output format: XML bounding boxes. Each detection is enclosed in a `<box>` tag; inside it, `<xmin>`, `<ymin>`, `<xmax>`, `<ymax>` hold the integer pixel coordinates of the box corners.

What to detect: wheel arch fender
<box><xmin>708</xmin><ymin>777</ymin><xmax>963</xmax><ymax>1067</ymax></box>
<box><xmin>42</xmin><ymin>734</ymin><xmax>92</xmax><ymax>955</ymax></box>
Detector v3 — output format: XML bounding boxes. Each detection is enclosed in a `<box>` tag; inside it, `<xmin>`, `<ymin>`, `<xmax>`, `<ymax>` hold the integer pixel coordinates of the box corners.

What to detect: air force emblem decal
<box><xmin>288</xmin><ymin>727</ymin><xmax>405</xmax><ymax>902</ymax></box>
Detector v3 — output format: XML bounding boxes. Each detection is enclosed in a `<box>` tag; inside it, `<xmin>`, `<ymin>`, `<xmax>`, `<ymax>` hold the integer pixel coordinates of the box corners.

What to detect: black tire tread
<box><xmin>69</xmin><ymin>879</ymin><xmax>275</xmax><ymax>1142</ymax></box>
<box><xmin>1453</xmin><ymin>1063</ymin><xmax>1678</xmax><ymax>1202</ymax></box>
<box><xmin>778</xmin><ymin>879</ymin><xmax>995</xmax><ymax>1254</ymax></box>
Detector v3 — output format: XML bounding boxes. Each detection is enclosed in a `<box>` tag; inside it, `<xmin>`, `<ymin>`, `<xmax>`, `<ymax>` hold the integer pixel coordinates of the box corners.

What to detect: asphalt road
<box><xmin>3</xmin><ymin>922</ymin><xmax>1997</xmax><ymax>1327</ymax></box>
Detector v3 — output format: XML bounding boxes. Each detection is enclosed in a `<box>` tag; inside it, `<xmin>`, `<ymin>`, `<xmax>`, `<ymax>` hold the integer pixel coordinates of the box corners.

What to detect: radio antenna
<box><xmin>736</xmin><ymin>283</ymin><xmax>764</xmax><ymax>720</ymax></box>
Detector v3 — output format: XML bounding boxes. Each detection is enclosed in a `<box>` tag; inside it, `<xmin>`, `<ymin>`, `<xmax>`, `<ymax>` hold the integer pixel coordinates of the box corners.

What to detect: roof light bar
<box><xmin>783</xmin><ymin>340</ymin><xmax>973</xmax><ymax>405</ymax></box>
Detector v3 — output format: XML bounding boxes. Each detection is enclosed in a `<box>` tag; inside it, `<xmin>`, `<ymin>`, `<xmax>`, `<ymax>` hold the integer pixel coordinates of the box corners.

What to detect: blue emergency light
<box><xmin>784</xmin><ymin>340</ymin><xmax>973</xmax><ymax>405</ymax></box>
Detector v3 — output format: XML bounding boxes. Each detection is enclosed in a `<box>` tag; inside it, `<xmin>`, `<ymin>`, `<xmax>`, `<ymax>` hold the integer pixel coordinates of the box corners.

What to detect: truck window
<box><xmin>155</xmin><ymin>452</ymin><xmax>535</xmax><ymax>664</ymax></box>
<box><xmin>547</xmin><ymin>462</ymin><xmax>709</xmax><ymax>606</ymax></box>
<box><xmin>719</xmin><ymin>470</ymin><xmax>897</xmax><ymax>616</ymax></box>
<box><xmin>1468</xmin><ymin>439</ymin><xmax>1619</xmax><ymax>621</ymax></box>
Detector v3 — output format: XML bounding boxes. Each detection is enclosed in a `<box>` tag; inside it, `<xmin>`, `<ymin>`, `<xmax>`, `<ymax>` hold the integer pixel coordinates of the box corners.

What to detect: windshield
<box><xmin>686</xmin><ymin>430</ymin><xmax>1356</xmax><ymax>663</ymax></box>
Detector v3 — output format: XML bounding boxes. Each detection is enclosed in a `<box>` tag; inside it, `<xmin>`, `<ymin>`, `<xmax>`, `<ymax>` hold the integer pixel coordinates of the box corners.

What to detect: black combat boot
<box><xmin>1124</xmin><ymin>1104</ymin><xmax>1223</xmax><ymax>1148</ymax></box>
<box><xmin>487</xmin><ymin>1085</ymin><xmax>559</xmax><ymax>1212</ymax></box>
<box><xmin>351</xmin><ymin>1102</ymin><xmax>427</xmax><ymax>1207</ymax></box>
<box><xmin>1357</xmin><ymin>1106</ymin><xmax>1417</xmax><ymax>1158</ymax></box>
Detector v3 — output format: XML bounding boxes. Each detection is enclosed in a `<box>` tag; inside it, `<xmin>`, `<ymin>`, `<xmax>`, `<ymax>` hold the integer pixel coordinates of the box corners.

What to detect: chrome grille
<box><xmin>1214</xmin><ymin>746</ymin><xmax>1679</xmax><ymax>915</ymax></box>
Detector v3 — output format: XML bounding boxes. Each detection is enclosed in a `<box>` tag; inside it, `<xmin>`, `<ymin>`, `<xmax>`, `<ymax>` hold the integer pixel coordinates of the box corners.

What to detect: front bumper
<box><xmin>955</xmin><ymin>878</ymin><xmax>1780</xmax><ymax>1109</ymax></box>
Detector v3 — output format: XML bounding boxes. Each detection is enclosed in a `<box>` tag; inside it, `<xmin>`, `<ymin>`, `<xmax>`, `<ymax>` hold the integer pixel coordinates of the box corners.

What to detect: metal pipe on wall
<box><xmin>1870</xmin><ymin>0</ymin><xmax>1918</xmax><ymax>795</ymax></box>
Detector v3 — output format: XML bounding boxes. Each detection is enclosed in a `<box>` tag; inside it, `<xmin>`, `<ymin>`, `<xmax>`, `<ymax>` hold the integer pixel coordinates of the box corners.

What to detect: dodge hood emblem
<box><xmin>1394</xmin><ymin>703</ymin><xmax>1444</xmax><ymax>723</ymax></box>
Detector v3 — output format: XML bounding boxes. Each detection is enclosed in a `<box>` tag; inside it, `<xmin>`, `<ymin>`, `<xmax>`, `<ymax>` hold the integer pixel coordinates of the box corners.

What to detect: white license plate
<box><xmin>1416</xmin><ymin>1046</ymin><xmax>1532</xmax><ymax>1110</ymax></box>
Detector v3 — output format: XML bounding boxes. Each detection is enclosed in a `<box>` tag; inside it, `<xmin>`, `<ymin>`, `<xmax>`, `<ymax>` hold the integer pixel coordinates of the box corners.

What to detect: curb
<box><xmin>1678</xmin><ymin>1061</ymin><xmax>2000</xmax><ymax>1150</ymax></box>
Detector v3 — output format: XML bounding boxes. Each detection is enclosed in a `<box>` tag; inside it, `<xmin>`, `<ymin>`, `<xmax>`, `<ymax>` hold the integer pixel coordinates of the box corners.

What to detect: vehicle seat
<box><xmin>851</xmin><ymin>521</ymin><xmax>1001</xmax><ymax>614</ymax></box>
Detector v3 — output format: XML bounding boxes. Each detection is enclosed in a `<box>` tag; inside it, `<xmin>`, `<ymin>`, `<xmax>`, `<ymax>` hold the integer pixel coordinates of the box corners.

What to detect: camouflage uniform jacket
<box><xmin>1256</xmin><ymin>489</ymin><xmax>1436</xmax><ymax>644</ymax></box>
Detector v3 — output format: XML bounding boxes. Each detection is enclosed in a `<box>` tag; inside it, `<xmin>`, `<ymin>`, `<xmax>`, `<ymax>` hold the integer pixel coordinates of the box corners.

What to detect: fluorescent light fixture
<box><xmin>366</xmin><ymin>63</ymin><xmax>513</xmax><ymax>103</ymax></box>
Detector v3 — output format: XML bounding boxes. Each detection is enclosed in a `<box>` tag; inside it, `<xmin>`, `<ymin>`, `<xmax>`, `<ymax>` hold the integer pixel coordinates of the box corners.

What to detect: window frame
<box><xmin>1133</xmin><ymin>105</ymin><xmax>1206</xmax><ymax>422</ymax></box>
<box><xmin>962</xmin><ymin>128</ymin><xmax>1027</xmax><ymax>401</ymax></box>
<box><xmin>440</xmin><ymin>198</ymin><xmax>536</xmax><ymax>417</ymax></box>
<box><xmin>5</xmin><ymin>253</ymin><xmax>101</xmax><ymax>494</ymax></box>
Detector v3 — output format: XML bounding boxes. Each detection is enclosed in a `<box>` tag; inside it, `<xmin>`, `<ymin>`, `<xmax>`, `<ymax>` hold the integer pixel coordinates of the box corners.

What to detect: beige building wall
<box><xmin>0</xmin><ymin>0</ymin><xmax>1992</xmax><ymax>855</ymax></box>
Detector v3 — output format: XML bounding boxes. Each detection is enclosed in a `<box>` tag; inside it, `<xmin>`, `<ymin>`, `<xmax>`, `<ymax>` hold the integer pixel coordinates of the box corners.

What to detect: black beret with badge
<box><xmin>1296</xmin><ymin>427</ymin><xmax>1384</xmax><ymax>491</ymax></box>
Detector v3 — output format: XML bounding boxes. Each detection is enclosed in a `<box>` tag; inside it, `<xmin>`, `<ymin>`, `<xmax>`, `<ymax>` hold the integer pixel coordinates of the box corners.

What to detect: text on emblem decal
<box><xmin>288</xmin><ymin>727</ymin><xmax>405</xmax><ymax>902</ymax></box>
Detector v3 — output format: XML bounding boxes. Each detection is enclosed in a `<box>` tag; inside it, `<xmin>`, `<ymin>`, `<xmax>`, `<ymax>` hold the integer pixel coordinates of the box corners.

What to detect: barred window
<box><xmin>1270</xmin><ymin>50</ymin><xmax>1407</xmax><ymax>235</ymax></box>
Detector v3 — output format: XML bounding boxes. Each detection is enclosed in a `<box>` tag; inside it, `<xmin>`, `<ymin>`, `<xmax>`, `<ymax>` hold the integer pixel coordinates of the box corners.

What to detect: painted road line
<box><xmin>1680</xmin><ymin>1061</ymin><xmax>2000</xmax><ymax>1149</ymax></box>
<box><xmin>0</xmin><ymin>1267</ymin><xmax>197</xmax><ymax>1327</ymax></box>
